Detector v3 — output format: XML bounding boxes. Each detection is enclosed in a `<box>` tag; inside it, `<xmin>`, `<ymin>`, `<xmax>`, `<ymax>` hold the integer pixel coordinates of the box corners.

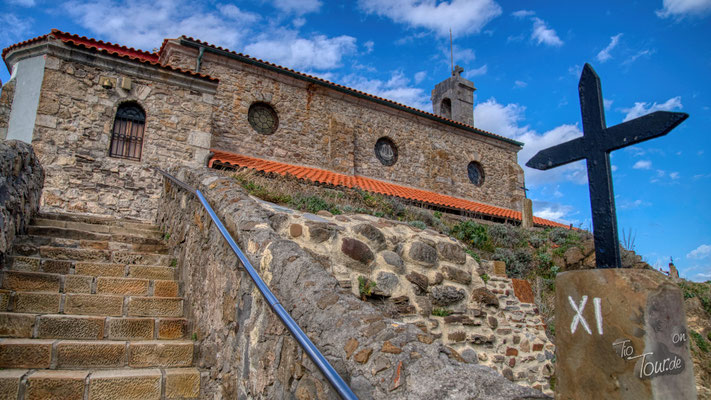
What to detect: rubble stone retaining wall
<box><xmin>0</xmin><ymin>140</ymin><xmax>44</xmax><ymax>266</ymax></box>
<box><xmin>156</xmin><ymin>165</ymin><xmax>548</xmax><ymax>399</ymax></box>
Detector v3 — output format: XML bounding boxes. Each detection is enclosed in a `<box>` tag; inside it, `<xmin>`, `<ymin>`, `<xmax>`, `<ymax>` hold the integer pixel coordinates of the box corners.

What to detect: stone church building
<box><xmin>1</xmin><ymin>29</ymin><xmax>561</xmax><ymax>228</ymax></box>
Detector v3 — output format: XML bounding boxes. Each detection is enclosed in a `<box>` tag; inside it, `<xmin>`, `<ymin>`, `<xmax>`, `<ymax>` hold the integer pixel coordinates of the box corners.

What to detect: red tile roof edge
<box><xmin>208</xmin><ymin>149</ymin><xmax>569</xmax><ymax>229</ymax></box>
<box><xmin>178</xmin><ymin>35</ymin><xmax>521</xmax><ymax>147</ymax></box>
<box><xmin>2</xmin><ymin>30</ymin><xmax>218</xmax><ymax>83</ymax></box>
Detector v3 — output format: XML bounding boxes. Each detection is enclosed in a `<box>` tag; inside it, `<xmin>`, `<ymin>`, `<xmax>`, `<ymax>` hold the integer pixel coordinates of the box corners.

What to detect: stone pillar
<box><xmin>555</xmin><ymin>269</ymin><xmax>696</xmax><ymax>400</ymax></box>
<box><xmin>668</xmin><ymin>262</ymin><xmax>680</xmax><ymax>281</ymax></box>
<box><xmin>521</xmin><ymin>198</ymin><xmax>533</xmax><ymax>229</ymax></box>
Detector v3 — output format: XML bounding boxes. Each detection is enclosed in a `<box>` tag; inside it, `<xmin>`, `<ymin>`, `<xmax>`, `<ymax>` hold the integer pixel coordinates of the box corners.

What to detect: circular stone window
<box><xmin>248</xmin><ymin>102</ymin><xmax>279</xmax><ymax>135</ymax></box>
<box><xmin>467</xmin><ymin>161</ymin><xmax>485</xmax><ymax>186</ymax></box>
<box><xmin>374</xmin><ymin>137</ymin><xmax>398</xmax><ymax>166</ymax></box>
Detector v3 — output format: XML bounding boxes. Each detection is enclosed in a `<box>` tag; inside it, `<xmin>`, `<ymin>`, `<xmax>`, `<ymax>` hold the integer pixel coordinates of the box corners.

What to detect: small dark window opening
<box><xmin>375</xmin><ymin>137</ymin><xmax>398</xmax><ymax>166</ymax></box>
<box><xmin>440</xmin><ymin>98</ymin><xmax>452</xmax><ymax>119</ymax></box>
<box><xmin>467</xmin><ymin>161</ymin><xmax>485</xmax><ymax>186</ymax></box>
<box><xmin>109</xmin><ymin>102</ymin><xmax>145</xmax><ymax>161</ymax></box>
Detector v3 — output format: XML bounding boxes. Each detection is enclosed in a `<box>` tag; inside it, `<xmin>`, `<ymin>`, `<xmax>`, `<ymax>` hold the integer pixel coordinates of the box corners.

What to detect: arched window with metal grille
<box><xmin>109</xmin><ymin>102</ymin><xmax>146</xmax><ymax>161</ymax></box>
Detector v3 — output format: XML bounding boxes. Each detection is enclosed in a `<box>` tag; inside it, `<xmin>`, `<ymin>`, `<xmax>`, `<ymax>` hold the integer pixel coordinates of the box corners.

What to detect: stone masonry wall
<box><xmin>156</xmin><ymin>165</ymin><xmax>547</xmax><ymax>399</ymax></box>
<box><xmin>0</xmin><ymin>140</ymin><xmax>44</xmax><ymax>266</ymax></box>
<box><xmin>162</xmin><ymin>44</ymin><xmax>525</xmax><ymax>210</ymax></box>
<box><xmin>0</xmin><ymin>80</ymin><xmax>16</xmax><ymax>140</ymax></box>
<box><xmin>266</xmin><ymin>202</ymin><xmax>555</xmax><ymax>394</ymax></box>
<box><xmin>23</xmin><ymin>44</ymin><xmax>216</xmax><ymax>221</ymax></box>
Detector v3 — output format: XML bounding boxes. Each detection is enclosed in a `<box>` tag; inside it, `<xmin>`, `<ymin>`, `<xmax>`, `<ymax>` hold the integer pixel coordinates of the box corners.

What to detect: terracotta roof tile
<box><xmin>208</xmin><ymin>149</ymin><xmax>568</xmax><ymax>228</ymax></box>
<box><xmin>179</xmin><ymin>36</ymin><xmax>521</xmax><ymax>147</ymax></box>
<box><xmin>2</xmin><ymin>30</ymin><xmax>218</xmax><ymax>83</ymax></box>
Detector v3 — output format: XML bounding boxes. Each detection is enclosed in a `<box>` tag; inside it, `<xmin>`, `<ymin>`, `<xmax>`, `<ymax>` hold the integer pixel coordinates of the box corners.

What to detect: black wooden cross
<box><xmin>526</xmin><ymin>64</ymin><xmax>688</xmax><ymax>268</ymax></box>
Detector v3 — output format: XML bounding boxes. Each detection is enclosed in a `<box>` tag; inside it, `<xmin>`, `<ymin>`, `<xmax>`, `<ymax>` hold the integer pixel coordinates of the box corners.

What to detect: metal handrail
<box><xmin>155</xmin><ymin>168</ymin><xmax>358</xmax><ymax>400</ymax></box>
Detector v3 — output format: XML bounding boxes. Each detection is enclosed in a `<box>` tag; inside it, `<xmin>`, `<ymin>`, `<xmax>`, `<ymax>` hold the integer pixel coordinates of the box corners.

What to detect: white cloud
<box><xmin>65</xmin><ymin>0</ymin><xmax>255</xmax><ymax>50</ymax></box>
<box><xmin>621</xmin><ymin>96</ymin><xmax>682</xmax><ymax>122</ymax></box>
<box><xmin>687</xmin><ymin>244</ymin><xmax>711</xmax><ymax>259</ymax></box>
<box><xmin>512</xmin><ymin>9</ymin><xmax>535</xmax><ymax>18</ymax></box>
<box><xmin>473</xmin><ymin>98</ymin><xmax>586</xmax><ymax>186</ymax></box>
<box><xmin>463</xmin><ymin>64</ymin><xmax>487</xmax><ymax>78</ymax></box>
<box><xmin>514</xmin><ymin>80</ymin><xmax>527</xmax><ymax>88</ymax></box>
<box><xmin>531</xmin><ymin>17</ymin><xmax>563</xmax><ymax>47</ymax></box>
<box><xmin>358</xmin><ymin>0</ymin><xmax>502</xmax><ymax>37</ymax></box>
<box><xmin>618</xmin><ymin>199</ymin><xmax>651</xmax><ymax>209</ymax></box>
<box><xmin>414</xmin><ymin>71</ymin><xmax>427</xmax><ymax>84</ymax></box>
<box><xmin>532</xmin><ymin>200</ymin><xmax>575</xmax><ymax>224</ymax></box>
<box><xmin>245</xmin><ymin>31</ymin><xmax>357</xmax><ymax>70</ymax></box>
<box><xmin>611</xmin><ymin>165</ymin><xmax>618</xmax><ymax>171</ymax></box>
<box><xmin>218</xmin><ymin>4</ymin><xmax>260</xmax><ymax>23</ymax></box>
<box><xmin>0</xmin><ymin>14</ymin><xmax>33</xmax><ymax>45</ymax></box>
<box><xmin>7</xmin><ymin>0</ymin><xmax>35</xmax><ymax>6</ymax></box>
<box><xmin>342</xmin><ymin>71</ymin><xmax>430</xmax><ymax>111</ymax></box>
<box><xmin>669</xmin><ymin>171</ymin><xmax>680</xmax><ymax>179</ymax></box>
<box><xmin>633</xmin><ymin>160</ymin><xmax>652</xmax><ymax>169</ymax></box>
<box><xmin>603</xmin><ymin>99</ymin><xmax>614</xmax><ymax>110</ymax></box>
<box><xmin>270</xmin><ymin>0</ymin><xmax>322</xmax><ymax>15</ymax></box>
<box><xmin>596</xmin><ymin>33</ymin><xmax>622</xmax><ymax>63</ymax></box>
<box><xmin>657</xmin><ymin>0</ymin><xmax>711</xmax><ymax>19</ymax></box>
<box><xmin>363</xmin><ymin>40</ymin><xmax>375</xmax><ymax>54</ymax></box>
<box><xmin>623</xmin><ymin>49</ymin><xmax>654</xmax><ymax>65</ymax></box>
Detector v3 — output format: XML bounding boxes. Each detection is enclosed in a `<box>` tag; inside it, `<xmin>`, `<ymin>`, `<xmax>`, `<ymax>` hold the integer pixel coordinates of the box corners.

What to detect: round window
<box><xmin>467</xmin><ymin>161</ymin><xmax>485</xmax><ymax>186</ymax></box>
<box><xmin>375</xmin><ymin>137</ymin><xmax>398</xmax><ymax>166</ymax></box>
<box><xmin>248</xmin><ymin>102</ymin><xmax>279</xmax><ymax>135</ymax></box>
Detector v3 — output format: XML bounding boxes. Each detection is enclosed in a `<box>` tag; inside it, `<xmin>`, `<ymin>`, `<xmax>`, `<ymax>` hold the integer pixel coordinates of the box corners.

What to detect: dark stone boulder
<box><xmin>471</xmin><ymin>287</ymin><xmax>500</xmax><ymax>308</ymax></box>
<box><xmin>436</xmin><ymin>242</ymin><xmax>466</xmax><ymax>264</ymax></box>
<box><xmin>341</xmin><ymin>238</ymin><xmax>374</xmax><ymax>264</ymax></box>
<box><xmin>375</xmin><ymin>271</ymin><xmax>399</xmax><ymax>297</ymax></box>
<box><xmin>353</xmin><ymin>223</ymin><xmax>386</xmax><ymax>249</ymax></box>
<box><xmin>430</xmin><ymin>285</ymin><xmax>466</xmax><ymax>306</ymax></box>
<box><xmin>381</xmin><ymin>250</ymin><xmax>405</xmax><ymax>274</ymax></box>
<box><xmin>307</xmin><ymin>221</ymin><xmax>337</xmax><ymax>243</ymax></box>
<box><xmin>442</xmin><ymin>265</ymin><xmax>472</xmax><ymax>285</ymax></box>
<box><xmin>408</xmin><ymin>241</ymin><xmax>438</xmax><ymax>267</ymax></box>
<box><xmin>406</xmin><ymin>271</ymin><xmax>429</xmax><ymax>294</ymax></box>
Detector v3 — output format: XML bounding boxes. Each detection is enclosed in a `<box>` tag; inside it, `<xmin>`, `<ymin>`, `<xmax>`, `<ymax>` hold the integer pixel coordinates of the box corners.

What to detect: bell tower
<box><xmin>431</xmin><ymin>65</ymin><xmax>476</xmax><ymax>126</ymax></box>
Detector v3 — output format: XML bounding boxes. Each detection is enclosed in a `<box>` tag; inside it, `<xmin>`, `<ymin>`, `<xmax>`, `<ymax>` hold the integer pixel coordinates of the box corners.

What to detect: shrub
<box><xmin>452</xmin><ymin>221</ymin><xmax>493</xmax><ymax>251</ymax></box>
<box><xmin>358</xmin><ymin>276</ymin><xmax>376</xmax><ymax>300</ymax></box>
<box><xmin>678</xmin><ymin>281</ymin><xmax>711</xmax><ymax>315</ymax></box>
<box><xmin>408</xmin><ymin>220</ymin><xmax>427</xmax><ymax>230</ymax></box>
<box><xmin>465</xmin><ymin>249</ymin><xmax>481</xmax><ymax>263</ymax></box>
<box><xmin>480</xmin><ymin>273</ymin><xmax>490</xmax><ymax>284</ymax></box>
<box><xmin>289</xmin><ymin>195</ymin><xmax>341</xmax><ymax>215</ymax></box>
<box><xmin>493</xmin><ymin>247</ymin><xmax>534</xmax><ymax>278</ymax></box>
<box><xmin>488</xmin><ymin>223</ymin><xmax>526</xmax><ymax>248</ymax></box>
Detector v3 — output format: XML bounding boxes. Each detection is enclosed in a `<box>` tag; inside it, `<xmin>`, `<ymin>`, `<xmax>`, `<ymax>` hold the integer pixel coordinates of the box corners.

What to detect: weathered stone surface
<box><xmin>406</xmin><ymin>272</ymin><xmax>429</xmax><ymax>294</ymax></box>
<box><xmin>289</xmin><ymin>223</ymin><xmax>303</xmax><ymax>238</ymax></box>
<box><xmin>353</xmin><ymin>224</ymin><xmax>385</xmax><ymax>250</ymax></box>
<box><xmin>0</xmin><ymin>369</ymin><xmax>25</xmax><ymax>400</ymax></box>
<box><xmin>471</xmin><ymin>287</ymin><xmax>500</xmax><ymax>308</ymax></box>
<box><xmin>88</xmin><ymin>369</ymin><xmax>162</xmax><ymax>400</ymax></box>
<box><xmin>307</xmin><ymin>222</ymin><xmax>336</xmax><ymax>243</ymax></box>
<box><xmin>354</xmin><ymin>348</ymin><xmax>372</xmax><ymax>364</ymax></box>
<box><xmin>128</xmin><ymin>341</ymin><xmax>193</xmax><ymax>367</ymax></box>
<box><xmin>408</xmin><ymin>241</ymin><xmax>438</xmax><ymax>267</ymax></box>
<box><xmin>375</xmin><ymin>272</ymin><xmax>399</xmax><ymax>297</ymax></box>
<box><xmin>56</xmin><ymin>340</ymin><xmax>126</xmax><ymax>368</ymax></box>
<box><xmin>493</xmin><ymin>261</ymin><xmax>507</xmax><ymax>277</ymax></box>
<box><xmin>13</xmin><ymin>292</ymin><xmax>61</xmax><ymax>314</ymax></box>
<box><xmin>511</xmin><ymin>278</ymin><xmax>534</xmax><ymax>304</ymax></box>
<box><xmin>107</xmin><ymin>318</ymin><xmax>155</xmax><ymax>340</ymax></box>
<box><xmin>344</xmin><ymin>338</ymin><xmax>359</xmax><ymax>359</ymax></box>
<box><xmin>157</xmin><ymin>318</ymin><xmax>188</xmax><ymax>340</ymax></box>
<box><xmin>0</xmin><ymin>312</ymin><xmax>35</xmax><ymax>337</ymax></box>
<box><xmin>64</xmin><ymin>275</ymin><xmax>92</xmax><ymax>293</ymax></box>
<box><xmin>165</xmin><ymin>368</ymin><xmax>200</xmax><ymax>399</ymax></box>
<box><xmin>127</xmin><ymin>297</ymin><xmax>183</xmax><ymax>317</ymax></box>
<box><xmin>430</xmin><ymin>285</ymin><xmax>466</xmax><ymax>306</ymax></box>
<box><xmin>380</xmin><ymin>250</ymin><xmax>405</xmax><ymax>274</ymax></box>
<box><xmin>0</xmin><ymin>339</ymin><xmax>53</xmax><ymax>368</ymax></box>
<box><xmin>153</xmin><ymin>280</ymin><xmax>179</xmax><ymax>297</ymax></box>
<box><xmin>442</xmin><ymin>265</ymin><xmax>472</xmax><ymax>285</ymax></box>
<box><xmin>97</xmin><ymin>277</ymin><xmax>149</xmax><ymax>295</ymax></box>
<box><xmin>436</xmin><ymin>242</ymin><xmax>466</xmax><ymax>264</ymax></box>
<box><xmin>74</xmin><ymin>262</ymin><xmax>125</xmax><ymax>277</ymax></box>
<box><xmin>556</xmin><ymin>269</ymin><xmax>697</xmax><ymax>400</ymax></box>
<box><xmin>36</xmin><ymin>315</ymin><xmax>105</xmax><ymax>339</ymax></box>
<box><xmin>0</xmin><ymin>140</ymin><xmax>44</xmax><ymax>267</ymax></box>
<box><xmin>341</xmin><ymin>238</ymin><xmax>374</xmax><ymax>264</ymax></box>
<box><xmin>381</xmin><ymin>341</ymin><xmax>402</xmax><ymax>354</ymax></box>
<box><xmin>26</xmin><ymin>370</ymin><xmax>88</xmax><ymax>400</ymax></box>
<box><xmin>64</xmin><ymin>294</ymin><xmax>124</xmax><ymax>316</ymax></box>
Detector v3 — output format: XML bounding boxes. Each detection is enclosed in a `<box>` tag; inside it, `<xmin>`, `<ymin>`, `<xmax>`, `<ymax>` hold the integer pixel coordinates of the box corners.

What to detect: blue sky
<box><xmin>2</xmin><ymin>0</ymin><xmax>710</xmax><ymax>281</ymax></box>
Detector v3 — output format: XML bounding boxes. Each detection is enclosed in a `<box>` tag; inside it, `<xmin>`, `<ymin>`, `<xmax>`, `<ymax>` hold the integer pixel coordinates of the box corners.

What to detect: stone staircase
<box><xmin>0</xmin><ymin>213</ymin><xmax>200</xmax><ymax>400</ymax></box>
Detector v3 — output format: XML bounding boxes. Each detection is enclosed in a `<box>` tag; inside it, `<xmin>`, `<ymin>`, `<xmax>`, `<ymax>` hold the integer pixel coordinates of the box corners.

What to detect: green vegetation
<box><xmin>170</xmin><ymin>258</ymin><xmax>177</xmax><ymax>268</ymax></box>
<box><xmin>408</xmin><ymin>220</ymin><xmax>427</xmax><ymax>230</ymax></box>
<box><xmin>480</xmin><ymin>273</ymin><xmax>489</xmax><ymax>284</ymax></box>
<box><xmin>162</xmin><ymin>232</ymin><xmax>171</xmax><ymax>241</ymax></box>
<box><xmin>358</xmin><ymin>276</ymin><xmax>376</xmax><ymax>300</ymax></box>
<box><xmin>679</xmin><ymin>280</ymin><xmax>711</xmax><ymax>315</ymax></box>
<box><xmin>465</xmin><ymin>249</ymin><xmax>481</xmax><ymax>263</ymax></box>
<box><xmin>192</xmin><ymin>332</ymin><xmax>198</xmax><ymax>341</ymax></box>
<box><xmin>451</xmin><ymin>220</ymin><xmax>493</xmax><ymax>252</ymax></box>
<box><xmin>691</xmin><ymin>330</ymin><xmax>709</xmax><ymax>353</ymax></box>
<box><xmin>432</xmin><ymin>307</ymin><xmax>452</xmax><ymax>317</ymax></box>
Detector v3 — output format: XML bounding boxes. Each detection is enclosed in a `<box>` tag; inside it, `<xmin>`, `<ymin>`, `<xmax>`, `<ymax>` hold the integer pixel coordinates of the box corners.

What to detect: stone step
<box><xmin>34</xmin><ymin>213</ymin><xmax>161</xmax><ymax>233</ymax></box>
<box><xmin>0</xmin><ymin>312</ymin><xmax>189</xmax><ymax>340</ymax></box>
<box><xmin>0</xmin><ymin>368</ymin><xmax>200</xmax><ymax>400</ymax></box>
<box><xmin>11</xmin><ymin>246</ymin><xmax>172</xmax><ymax>265</ymax></box>
<box><xmin>0</xmin><ymin>339</ymin><xmax>194</xmax><ymax>369</ymax></box>
<box><xmin>7</xmin><ymin>257</ymin><xmax>177</xmax><ymax>278</ymax></box>
<box><xmin>15</xmin><ymin>233</ymin><xmax>169</xmax><ymax>253</ymax></box>
<box><xmin>32</xmin><ymin>218</ymin><xmax>162</xmax><ymax>239</ymax></box>
<box><xmin>0</xmin><ymin>271</ymin><xmax>178</xmax><ymax>296</ymax></box>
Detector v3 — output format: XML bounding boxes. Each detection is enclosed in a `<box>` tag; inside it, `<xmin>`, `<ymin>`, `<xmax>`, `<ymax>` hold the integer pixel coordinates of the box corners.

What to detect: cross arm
<box><xmin>604</xmin><ymin>111</ymin><xmax>689</xmax><ymax>152</ymax></box>
<box><xmin>525</xmin><ymin>137</ymin><xmax>586</xmax><ymax>170</ymax></box>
